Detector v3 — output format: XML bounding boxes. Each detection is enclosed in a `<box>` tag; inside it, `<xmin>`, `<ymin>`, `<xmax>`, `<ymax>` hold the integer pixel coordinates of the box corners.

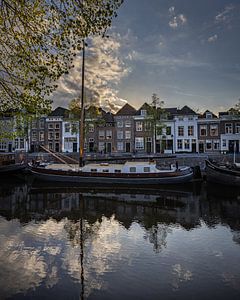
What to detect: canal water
<box><xmin>0</xmin><ymin>177</ymin><xmax>240</xmax><ymax>300</ymax></box>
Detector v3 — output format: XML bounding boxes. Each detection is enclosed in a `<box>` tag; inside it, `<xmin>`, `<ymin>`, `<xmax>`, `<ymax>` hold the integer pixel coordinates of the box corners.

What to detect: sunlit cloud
<box><xmin>168</xmin><ymin>6</ymin><xmax>187</xmax><ymax>29</ymax></box>
<box><xmin>208</xmin><ymin>34</ymin><xmax>218</xmax><ymax>43</ymax></box>
<box><xmin>215</xmin><ymin>5</ymin><xmax>234</xmax><ymax>23</ymax></box>
<box><xmin>52</xmin><ymin>35</ymin><xmax>130</xmax><ymax>112</ymax></box>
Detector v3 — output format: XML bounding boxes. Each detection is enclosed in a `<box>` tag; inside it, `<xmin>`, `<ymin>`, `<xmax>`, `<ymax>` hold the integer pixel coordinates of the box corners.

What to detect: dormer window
<box><xmin>206</xmin><ymin>112</ymin><xmax>212</xmax><ymax>119</ymax></box>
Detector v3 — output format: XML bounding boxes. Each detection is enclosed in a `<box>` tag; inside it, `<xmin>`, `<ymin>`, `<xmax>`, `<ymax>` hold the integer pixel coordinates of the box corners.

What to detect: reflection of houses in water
<box><xmin>4</xmin><ymin>186</ymin><xmax>201</xmax><ymax>230</ymax></box>
<box><xmin>0</xmin><ymin>184</ymin><xmax>28</xmax><ymax>218</ymax></box>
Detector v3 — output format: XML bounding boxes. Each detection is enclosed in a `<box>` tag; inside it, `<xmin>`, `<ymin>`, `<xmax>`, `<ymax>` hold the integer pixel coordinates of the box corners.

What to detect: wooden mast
<box><xmin>79</xmin><ymin>40</ymin><xmax>85</xmax><ymax>167</ymax></box>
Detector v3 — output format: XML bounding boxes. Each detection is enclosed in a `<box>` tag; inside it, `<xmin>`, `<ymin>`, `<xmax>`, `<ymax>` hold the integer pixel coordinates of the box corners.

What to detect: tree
<box><xmin>229</xmin><ymin>99</ymin><xmax>240</xmax><ymax>116</ymax></box>
<box><xmin>0</xmin><ymin>0</ymin><xmax>123</xmax><ymax>113</ymax></box>
<box><xmin>146</xmin><ymin>93</ymin><xmax>166</xmax><ymax>153</ymax></box>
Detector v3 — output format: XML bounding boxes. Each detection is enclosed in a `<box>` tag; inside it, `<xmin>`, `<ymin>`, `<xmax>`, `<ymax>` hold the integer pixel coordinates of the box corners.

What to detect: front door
<box><xmin>55</xmin><ymin>142</ymin><xmax>60</xmax><ymax>152</ymax></box>
<box><xmin>89</xmin><ymin>142</ymin><xmax>94</xmax><ymax>152</ymax></box>
<box><xmin>73</xmin><ymin>143</ymin><xmax>78</xmax><ymax>152</ymax></box>
<box><xmin>192</xmin><ymin>140</ymin><xmax>197</xmax><ymax>153</ymax></box>
<box><xmin>125</xmin><ymin>142</ymin><xmax>131</xmax><ymax>153</ymax></box>
<box><xmin>146</xmin><ymin>142</ymin><xmax>152</xmax><ymax>154</ymax></box>
<box><xmin>106</xmin><ymin>142</ymin><xmax>111</xmax><ymax>153</ymax></box>
<box><xmin>8</xmin><ymin>143</ymin><xmax>12</xmax><ymax>152</ymax></box>
<box><xmin>199</xmin><ymin>142</ymin><xmax>204</xmax><ymax>153</ymax></box>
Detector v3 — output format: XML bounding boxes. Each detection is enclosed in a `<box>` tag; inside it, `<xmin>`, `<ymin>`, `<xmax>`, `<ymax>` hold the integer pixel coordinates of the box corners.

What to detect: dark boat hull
<box><xmin>205</xmin><ymin>160</ymin><xmax>240</xmax><ymax>187</ymax></box>
<box><xmin>0</xmin><ymin>163</ymin><xmax>26</xmax><ymax>175</ymax></box>
<box><xmin>30</xmin><ymin>166</ymin><xmax>193</xmax><ymax>185</ymax></box>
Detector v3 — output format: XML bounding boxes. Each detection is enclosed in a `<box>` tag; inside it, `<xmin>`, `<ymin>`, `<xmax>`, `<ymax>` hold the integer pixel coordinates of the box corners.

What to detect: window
<box><xmin>20</xmin><ymin>139</ymin><xmax>24</xmax><ymax>149</ymax></box>
<box><xmin>222</xmin><ymin>139</ymin><xmax>226</xmax><ymax>147</ymax></box>
<box><xmin>213</xmin><ymin>140</ymin><xmax>219</xmax><ymax>150</ymax></box>
<box><xmin>206</xmin><ymin>140</ymin><xmax>212</xmax><ymax>150</ymax></box>
<box><xmin>65</xmin><ymin>123</ymin><xmax>70</xmax><ymax>133</ymax></box>
<box><xmin>125</xmin><ymin>120</ymin><xmax>131</xmax><ymax>127</ymax></box>
<box><xmin>177</xmin><ymin>139</ymin><xmax>183</xmax><ymax>149</ymax></box>
<box><xmin>145</xmin><ymin>121</ymin><xmax>151</xmax><ymax>131</ymax></box>
<box><xmin>89</xmin><ymin>124</ymin><xmax>94</xmax><ymax>132</ymax></box>
<box><xmin>188</xmin><ymin>116</ymin><xmax>193</xmax><ymax>121</ymax></box>
<box><xmin>135</xmin><ymin>137</ymin><xmax>144</xmax><ymax>150</ymax></box>
<box><xmin>98</xmin><ymin>142</ymin><xmax>105</xmax><ymax>151</ymax></box>
<box><xmin>130</xmin><ymin>167</ymin><xmax>136</xmax><ymax>172</ymax></box>
<box><xmin>102</xmin><ymin>169</ymin><xmax>109</xmax><ymax>173</ymax></box>
<box><xmin>49</xmin><ymin>142</ymin><xmax>53</xmax><ymax>150</ymax></box>
<box><xmin>31</xmin><ymin>120</ymin><xmax>37</xmax><ymax>129</ymax></box>
<box><xmin>166</xmin><ymin>126</ymin><xmax>171</xmax><ymax>135</ymax></box>
<box><xmin>210</xmin><ymin>125</ymin><xmax>218</xmax><ymax>136</ymax></box>
<box><xmin>0</xmin><ymin>142</ymin><xmax>7</xmax><ymax>150</ymax></box>
<box><xmin>39</xmin><ymin>119</ymin><xmax>44</xmax><ymax>129</ymax></box>
<box><xmin>55</xmin><ymin>123</ymin><xmax>60</xmax><ymax>129</ymax></box>
<box><xmin>178</xmin><ymin>116</ymin><xmax>184</xmax><ymax>121</ymax></box>
<box><xmin>136</xmin><ymin>121</ymin><xmax>143</xmax><ymax>131</ymax></box>
<box><xmin>178</xmin><ymin>126</ymin><xmax>184</xmax><ymax>136</ymax></box>
<box><xmin>71</xmin><ymin>123</ymin><xmax>78</xmax><ymax>133</ymax></box>
<box><xmin>48</xmin><ymin>132</ymin><xmax>54</xmax><ymax>140</ymax></box>
<box><xmin>39</xmin><ymin>131</ymin><xmax>44</xmax><ymax>141</ymax></box>
<box><xmin>117</xmin><ymin>130</ymin><xmax>123</xmax><ymax>139</ymax></box>
<box><xmin>184</xmin><ymin>139</ymin><xmax>190</xmax><ymax>149</ymax></box>
<box><xmin>15</xmin><ymin>139</ymin><xmax>19</xmax><ymax>149</ymax></box>
<box><xmin>117</xmin><ymin>121</ymin><xmax>123</xmax><ymax>128</ymax></box>
<box><xmin>144</xmin><ymin>167</ymin><xmax>150</xmax><ymax>172</ymax></box>
<box><xmin>225</xmin><ymin>123</ymin><xmax>232</xmax><ymax>134</ymax></box>
<box><xmin>140</xmin><ymin>109</ymin><xmax>147</xmax><ymax>116</ymax></box>
<box><xmin>106</xmin><ymin>130</ymin><xmax>112</xmax><ymax>139</ymax></box>
<box><xmin>236</xmin><ymin>123</ymin><xmax>240</xmax><ymax>134</ymax></box>
<box><xmin>115</xmin><ymin>169</ymin><xmax>121</xmax><ymax>173</ymax></box>
<box><xmin>55</xmin><ymin>132</ymin><xmax>60</xmax><ymax>140</ymax></box>
<box><xmin>125</xmin><ymin>131</ymin><xmax>131</xmax><ymax>139</ymax></box>
<box><xmin>117</xmin><ymin>142</ymin><xmax>123</xmax><ymax>151</ymax></box>
<box><xmin>48</xmin><ymin>123</ymin><xmax>53</xmax><ymax>129</ymax></box>
<box><xmin>206</xmin><ymin>112</ymin><xmax>212</xmax><ymax>119</ymax></box>
<box><xmin>200</xmin><ymin>125</ymin><xmax>207</xmax><ymax>136</ymax></box>
<box><xmin>188</xmin><ymin>126</ymin><xmax>194</xmax><ymax>136</ymax></box>
<box><xmin>91</xmin><ymin>169</ymin><xmax>97</xmax><ymax>172</ymax></box>
<box><xmin>89</xmin><ymin>138</ymin><xmax>94</xmax><ymax>142</ymax></box>
<box><xmin>32</xmin><ymin>131</ymin><xmax>37</xmax><ymax>141</ymax></box>
<box><xmin>99</xmin><ymin>130</ymin><xmax>105</xmax><ymax>139</ymax></box>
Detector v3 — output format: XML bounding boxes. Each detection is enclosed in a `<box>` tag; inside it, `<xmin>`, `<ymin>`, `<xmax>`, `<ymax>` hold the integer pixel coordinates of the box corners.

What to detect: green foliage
<box><xmin>229</xmin><ymin>99</ymin><xmax>240</xmax><ymax>116</ymax></box>
<box><xmin>0</xmin><ymin>0</ymin><xmax>123</xmax><ymax>113</ymax></box>
<box><xmin>146</xmin><ymin>93</ymin><xmax>166</xmax><ymax>135</ymax></box>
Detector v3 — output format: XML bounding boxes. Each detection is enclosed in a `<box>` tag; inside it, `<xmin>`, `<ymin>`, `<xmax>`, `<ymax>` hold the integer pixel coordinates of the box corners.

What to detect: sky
<box><xmin>53</xmin><ymin>0</ymin><xmax>240</xmax><ymax>114</ymax></box>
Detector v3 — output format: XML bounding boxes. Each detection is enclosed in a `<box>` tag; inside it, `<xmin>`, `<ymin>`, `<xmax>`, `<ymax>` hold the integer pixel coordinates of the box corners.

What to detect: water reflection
<box><xmin>0</xmin><ymin>180</ymin><xmax>240</xmax><ymax>299</ymax></box>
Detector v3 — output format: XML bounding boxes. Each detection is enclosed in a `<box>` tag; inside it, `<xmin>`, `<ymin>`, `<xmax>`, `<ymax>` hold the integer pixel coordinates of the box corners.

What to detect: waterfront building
<box><xmin>197</xmin><ymin>110</ymin><xmax>220</xmax><ymax>153</ymax></box>
<box><xmin>219</xmin><ymin>111</ymin><xmax>240</xmax><ymax>153</ymax></box>
<box><xmin>114</xmin><ymin>103</ymin><xmax>136</xmax><ymax>154</ymax></box>
<box><xmin>173</xmin><ymin>106</ymin><xmax>198</xmax><ymax>153</ymax></box>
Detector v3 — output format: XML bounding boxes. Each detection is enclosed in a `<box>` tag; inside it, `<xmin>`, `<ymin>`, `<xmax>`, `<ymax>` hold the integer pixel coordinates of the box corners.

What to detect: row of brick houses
<box><xmin>0</xmin><ymin>103</ymin><xmax>239</xmax><ymax>154</ymax></box>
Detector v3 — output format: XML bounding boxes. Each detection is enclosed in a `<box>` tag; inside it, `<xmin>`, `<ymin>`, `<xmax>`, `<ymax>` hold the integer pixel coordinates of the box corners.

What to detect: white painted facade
<box><xmin>174</xmin><ymin>115</ymin><xmax>198</xmax><ymax>153</ymax></box>
<box><xmin>62</xmin><ymin>121</ymin><xmax>79</xmax><ymax>152</ymax></box>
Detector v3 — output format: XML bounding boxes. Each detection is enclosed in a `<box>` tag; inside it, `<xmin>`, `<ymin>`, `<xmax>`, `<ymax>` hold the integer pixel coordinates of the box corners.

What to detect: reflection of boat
<box><xmin>0</xmin><ymin>153</ymin><xmax>26</xmax><ymax>175</ymax></box>
<box><xmin>206</xmin><ymin>182</ymin><xmax>240</xmax><ymax>201</ymax></box>
<box><xmin>29</xmin><ymin>160</ymin><xmax>193</xmax><ymax>185</ymax></box>
<box><xmin>205</xmin><ymin>159</ymin><xmax>240</xmax><ymax>187</ymax></box>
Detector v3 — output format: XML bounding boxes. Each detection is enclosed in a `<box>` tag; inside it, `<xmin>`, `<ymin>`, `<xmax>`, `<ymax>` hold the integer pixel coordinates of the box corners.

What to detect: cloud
<box><xmin>215</xmin><ymin>5</ymin><xmax>234</xmax><ymax>23</ymax></box>
<box><xmin>52</xmin><ymin>34</ymin><xmax>130</xmax><ymax>112</ymax></box>
<box><xmin>168</xmin><ymin>6</ymin><xmax>187</xmax><ymax>29</ymax></box>
<box><xmin>208</xmin><ymin>34</ymin><xmax>218</xmax><ymax>43</ymax></box>
<box><xmin>128</xmin><ymin>50</ymin><xmax>209</xmax><ymax>68</ymax></box>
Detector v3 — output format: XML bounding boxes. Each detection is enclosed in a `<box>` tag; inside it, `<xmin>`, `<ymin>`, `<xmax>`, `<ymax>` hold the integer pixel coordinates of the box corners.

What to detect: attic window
<box><xmin>141</xmin><ymin>109</ymin><xmax>147</xmax><ymax>116</ymax></box>
<box><xmin>130</xmin><ymin>167</ymin><xmax>136</xmax><ymax>173</ymax></box>
<box><xmin>102</xmin><ymin>169</ymin><xmax>109</xmax><ymax>173</ymax></box>
<box><xmin>206</xmin><ymin>112</ymin><xmax>212</xmax><ymax>119</ymax></box>
<box><xmin>115</xmin><ymin>169</ymin><xmax>121</xmax><ymax>173</ymax></box>
<box><xmin>90</xmin><ymin>169</ymin><xmax>97</xmax><ymax>172</ymax></box>
<box><xmin>144</xmin><ymin>167</ymin><xmax>150</xmax><ymax>172</ymax></box>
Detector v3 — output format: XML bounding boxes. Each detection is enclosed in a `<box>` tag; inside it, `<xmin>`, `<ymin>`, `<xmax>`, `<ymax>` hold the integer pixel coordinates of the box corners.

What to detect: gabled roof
<box><xmin>135</xmin><ymin>102</ymin><xmax>151</xmax><ymax>115</ymax></box>
<box><xmin>115</xmin><ymin>103</ymin><xmax>137</xmax><ymax>116</ymax></box>
<box><xmin>102</xmin><ymin>111</ymin><xmax>114</xmax><ymax>123</ymax></box>
<box><xmin>199</xmin><ymin>110</ymin><xmax>218</xmax><ymax>119</ymax></box>
<box><xmin>49</xmin><ymin>107</ymin><xmax>69</xmax><ymax>117</ymax></box>
<box><xmin>177</xmin><ymin>105</ymin><xmax>197</xmax><ymax>115</ymax></box>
